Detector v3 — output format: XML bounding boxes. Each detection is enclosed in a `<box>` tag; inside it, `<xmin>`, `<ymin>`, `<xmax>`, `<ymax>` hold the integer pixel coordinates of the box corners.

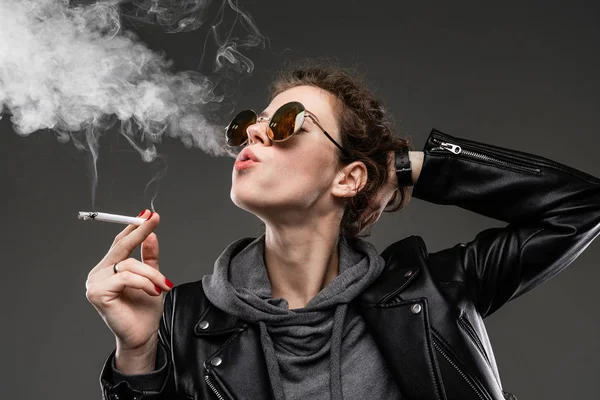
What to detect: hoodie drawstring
<box><xmin>259</xmin><ymin>321</ymin><xmax>287</xmax><ymax>400</ymax></box>
<box><xmin>258</xmin><ymin>303</ymin><xmax>349</xmax><ymax>400</ymax></box>
<box><xmin>330</xmin><ymin>303</ymin><xmax>348</xmax><ymax>400</ymax></box>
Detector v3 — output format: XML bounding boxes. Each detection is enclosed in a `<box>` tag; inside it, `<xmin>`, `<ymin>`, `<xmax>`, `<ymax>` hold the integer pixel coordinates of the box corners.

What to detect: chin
<box><xmin>231</xmin><ymin>186</ymin><xmax>259</xmax><ymax>212</ymax></box>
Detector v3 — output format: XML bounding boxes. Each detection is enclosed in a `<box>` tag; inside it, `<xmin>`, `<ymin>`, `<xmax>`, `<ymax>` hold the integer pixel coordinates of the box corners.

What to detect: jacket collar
<box><xmin>194</xmin><ymin>300</ymin><xmax>243</xmax><ymax>336</ymax></box>
<box><xmin>194</xmin><ymin>235</ymin><xmax>428</xmax><ymax>335</ymax></box>
<box><xmin>358</xmin><ymin>235</ymin><xmax>427</xmax><ymax>305</ymax></box>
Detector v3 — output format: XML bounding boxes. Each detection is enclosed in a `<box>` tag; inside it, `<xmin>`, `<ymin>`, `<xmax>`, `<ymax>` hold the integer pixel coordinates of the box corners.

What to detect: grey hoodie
<box><xmin>202</xmin><ymin>233</ymin><xmax>404</xmax><ymax>400</ymax></box>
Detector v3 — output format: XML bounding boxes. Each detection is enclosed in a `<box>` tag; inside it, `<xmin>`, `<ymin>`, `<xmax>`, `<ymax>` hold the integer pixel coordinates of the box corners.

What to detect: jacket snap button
<box><xmin>410</xmin><ymin>304</ymin><xmax>422</xmax><ymax>314</ymax></box>
<box><xmin>211</xmin><ymin>357</ymin><xmax>223</xmax><ymax>367</ymax></box>
<box><xmin>404</xmin><ymin>270</ymin><xmax>413</xmax><ymax>278</ymax></box>
<box><xmin>199</xmin><ymin>320</ymin><xmax>210</xmax><ymax>330</ymax></box>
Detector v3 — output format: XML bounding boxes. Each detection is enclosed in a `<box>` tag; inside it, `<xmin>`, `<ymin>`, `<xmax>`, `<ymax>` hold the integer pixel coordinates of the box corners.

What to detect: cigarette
<box><xmin>78</xmin><ymin>211</ymin><xmax>147</xmax><ymax>226</ymax></box>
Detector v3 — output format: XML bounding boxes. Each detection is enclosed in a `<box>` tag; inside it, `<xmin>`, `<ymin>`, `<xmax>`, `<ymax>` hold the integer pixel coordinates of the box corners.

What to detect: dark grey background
<box><xmin>1</xmin><ymin>1</ymin><xmax>598</xmax><ymax>399</ymax></box>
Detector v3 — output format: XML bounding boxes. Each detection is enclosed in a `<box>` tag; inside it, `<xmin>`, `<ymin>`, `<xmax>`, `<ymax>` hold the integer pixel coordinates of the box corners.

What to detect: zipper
<box><xmin>205</xmin><ymin>374</ymin><xmax>226</xmax><ymax>400</ymax></box>
<box><xmin>430</xmin><ymin>137</ymin><xmax>542</xmax><ymax>175</ymax></box>
<box><xmin>432</xmin><ymin>337</ymin><xmax>492</xmax><ymax>400</ymax></box>
<box><xmin>458</xmin><ymin>315</ymin><xmax>492</xmax><ymax>369</ymax></box>
<box><xmin>201</xmin><ymin>325</ymin><xmax>247</xmax><ymax>400</ymax></box>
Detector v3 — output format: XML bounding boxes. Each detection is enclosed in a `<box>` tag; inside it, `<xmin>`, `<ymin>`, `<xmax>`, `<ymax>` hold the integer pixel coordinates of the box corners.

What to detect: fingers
<box><xmin>106</xmin><ymin>211</ymin><xmax>161</xmax><ymax>266</ymax></box>
<box><xmin>88</xmin><ymin>210</ymin><xmax>153</xmax><ymax>279</ymax></box>
<box><xmin>387</xmin><ymin>189</ymin><xmax>399</xmax><ymax>206</ymax></box>
<box><xmin>361</xmin><ymin>202</ymin><xmax>379</xmax><ymax>224</ymax></box>
<box><xmin>110</xmin><ymin>209</ymin><xmax>151</xmax><ymax>250</ymax></box>
<box><xmin>361</xmin><ymin>179</ymin><xmax>399</xmax><ymax>227</ymax></box>
<box><xmin>110</xmin><ymin>216</ymin><xmax>144</xmax><ymax>249</ymax></box>
<box><xmin>363</xmin><ymin>213</ymin><xmax>378</xmax><ymax>230</ymax></box>
<box><xmin>87</xmin><ymin>257</ymin><xmax>172</xmax><ymax>293</ymax></box>
<box><xmin>141</xmin><ymin>232</ymin><xmax>159</xmax><ymax>270</ymax></box>
<box><xmin>87</xmin><ymin>270</ymin><xmax>162</xmax><ymax>304</ymax></box>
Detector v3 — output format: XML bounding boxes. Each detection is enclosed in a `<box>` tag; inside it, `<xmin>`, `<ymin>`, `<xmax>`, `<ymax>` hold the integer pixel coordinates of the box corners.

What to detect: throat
<box><xmin>271</xmin><ymin>262</ymin><xmax>340</xmax><ymax>311</ymax></box>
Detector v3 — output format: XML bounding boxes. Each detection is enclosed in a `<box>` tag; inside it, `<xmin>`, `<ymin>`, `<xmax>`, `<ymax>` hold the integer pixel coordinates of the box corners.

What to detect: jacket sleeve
<box><xmin>99</xmin><ymin>288</ymin><xmax>179</xmax><ymax>400</ymax></box>
<box><xmin>411</xmin><ymin>128</ymin><xmax>600</xmax><ymax>318</ymax></box>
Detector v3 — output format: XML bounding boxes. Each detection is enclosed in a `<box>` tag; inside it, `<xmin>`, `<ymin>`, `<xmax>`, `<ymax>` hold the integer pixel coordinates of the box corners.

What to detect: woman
<box><xmin>88</xmin><ymin>62</ymin><xmax>600</xmax><ymax>400</ymax></box>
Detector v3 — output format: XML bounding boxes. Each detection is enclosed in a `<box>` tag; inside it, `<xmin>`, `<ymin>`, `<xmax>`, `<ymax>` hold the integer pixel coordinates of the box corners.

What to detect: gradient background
<box><xmin>1</xmin><ymin>1</ymin><xmax>598</xmax><ymax>399</ymax></box>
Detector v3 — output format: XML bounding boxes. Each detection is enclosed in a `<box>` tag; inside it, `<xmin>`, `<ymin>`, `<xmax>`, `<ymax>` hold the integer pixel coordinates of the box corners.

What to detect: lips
<box><xmin>234</xmin><ymin>159</ymin><xmax>257</xmax><ymax>171</ymax></box>
<box><xmin>237</xmin><ymin>147</ymin><xmax>260</xmax><ymax>162</ymax></box>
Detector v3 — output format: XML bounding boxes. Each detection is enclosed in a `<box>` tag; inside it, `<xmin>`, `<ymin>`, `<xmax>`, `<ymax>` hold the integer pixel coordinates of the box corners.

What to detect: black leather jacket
<box><xmin>99</xmin><ymin>128</ymin><xmax>600</xmax><ymax>400</ymax></box>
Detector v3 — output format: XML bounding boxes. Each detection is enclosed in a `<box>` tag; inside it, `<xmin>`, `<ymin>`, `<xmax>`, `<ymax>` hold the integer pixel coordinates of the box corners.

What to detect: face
<box><xmin>230</xmin><ymin>85</ymin><xmax>365</xmax><ymax>225</ymax></box>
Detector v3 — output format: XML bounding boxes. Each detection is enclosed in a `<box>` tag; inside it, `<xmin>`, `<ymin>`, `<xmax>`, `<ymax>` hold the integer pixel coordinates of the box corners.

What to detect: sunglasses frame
<box><xmin>225</xmin><ymin>101</ymin><xmax>349</xmax><ymax>157</ymax></box>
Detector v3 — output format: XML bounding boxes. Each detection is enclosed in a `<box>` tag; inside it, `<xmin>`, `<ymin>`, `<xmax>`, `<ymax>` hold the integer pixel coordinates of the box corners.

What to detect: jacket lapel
<box><xmin>357</xmin><ymin>235</ymin><xmax>448</xmax><ymax>400</ymax></box>
<box><xmin>194</xmin><ymin>302</ymin><xmax>274</xmax><ymax>400</ymax></box>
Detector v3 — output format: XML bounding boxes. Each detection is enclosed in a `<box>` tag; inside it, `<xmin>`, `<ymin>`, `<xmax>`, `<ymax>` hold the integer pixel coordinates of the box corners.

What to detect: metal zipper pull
<box><xmin>431</xmin><ymin>136</ymin><xmax>541</xmax><ymax>175</ymax></box>
<box><xmin>439</xmin><ymin>142</ymin><xmax>462</xmax><ymax>154</ymax></box>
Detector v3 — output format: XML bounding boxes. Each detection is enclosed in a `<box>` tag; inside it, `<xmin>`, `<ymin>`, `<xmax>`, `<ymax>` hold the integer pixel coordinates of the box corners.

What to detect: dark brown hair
<box><xmin>267</xmin><ymin>59</ymin><xmax>414</xmax><ymax>238</ymax></box>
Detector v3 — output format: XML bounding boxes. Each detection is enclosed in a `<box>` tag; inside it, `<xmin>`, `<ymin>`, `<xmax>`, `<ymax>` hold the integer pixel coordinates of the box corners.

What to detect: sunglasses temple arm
<box><xmin>323</xmin><ymin>130</ymin><xmax>347</xmax><ymax>155</ymax></box>
<box><xmin>310</xmin><ymin>117</ymin><xmax>348</xmax><ymax>156</ymax></box>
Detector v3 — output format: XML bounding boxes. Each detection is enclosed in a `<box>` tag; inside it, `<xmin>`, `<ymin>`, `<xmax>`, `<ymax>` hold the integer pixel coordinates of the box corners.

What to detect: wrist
<box><xmin>408</xmin><ymin>151</ymin><xmax>424</xmax><ymax>185</ymax></box>
<box><xmin>394</xmin><ymin>146</ymin><xmax>413</xmax><ymax>187</ymax></box>
<box><xmin>115</xmin><ymin>335</ymin><xmax>159</xmax><ymax>374</ymax></box>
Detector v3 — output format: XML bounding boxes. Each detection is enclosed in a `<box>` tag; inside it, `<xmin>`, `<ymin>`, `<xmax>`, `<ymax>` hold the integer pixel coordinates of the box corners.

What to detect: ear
<box><xmin>331</xmin><ymin>161</ymin><xmax>368</xmax><ymax>198</ymax></box>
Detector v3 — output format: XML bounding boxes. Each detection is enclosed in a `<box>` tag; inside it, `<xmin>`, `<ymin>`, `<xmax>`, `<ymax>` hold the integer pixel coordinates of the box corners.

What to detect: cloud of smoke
<box><xmin>0</xmin><ymin>0</ymin><xmax>264</xmax><ymax>207</ymax></box>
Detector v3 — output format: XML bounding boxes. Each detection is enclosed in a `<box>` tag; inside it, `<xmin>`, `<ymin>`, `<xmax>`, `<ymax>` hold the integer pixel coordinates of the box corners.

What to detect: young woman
<box><xmin>88</xmin><ymin>63</ymin><xmax>600</xmax><ymax>400</ymax></box>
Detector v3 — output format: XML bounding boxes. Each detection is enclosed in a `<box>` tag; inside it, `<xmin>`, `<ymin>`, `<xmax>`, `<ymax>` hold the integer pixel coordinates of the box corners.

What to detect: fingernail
<box><xmin>165</xmin><ymin>278</ymin><xmax>174</xmax><ymax>289</ymax></box>
<box><xmin>146</xmin><ymin>211</ymin><xmax>154</xmax><ymax>221</ymax></box>
<box><xmin>154</xmin><ymin>285</ymin><xmax>162</xmax><ymax>295</ymax></box>
<box><xmin>138</xmin><ymin>209</ymin><xmax>147</xmax><ymax>217</ymax></box>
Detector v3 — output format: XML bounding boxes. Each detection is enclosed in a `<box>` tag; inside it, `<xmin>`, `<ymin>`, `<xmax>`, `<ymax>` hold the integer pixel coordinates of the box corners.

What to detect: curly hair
<box><xmin>266</xmin><ymin>59</ymin><xmax>414</xmax><ymax>238</ymax></box>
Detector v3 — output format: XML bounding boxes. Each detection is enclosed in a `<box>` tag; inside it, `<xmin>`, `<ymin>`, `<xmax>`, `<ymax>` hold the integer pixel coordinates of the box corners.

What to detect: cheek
<box><xmin>277</xmin><ymin>153</ymin><xmax>335</xmax><ymax>203</ymax></box>
<box><xmin>260</xmin><ymin>156</ymin><xmax>319</xmax><ymax>196</ymax></box>
<box><xmin>232</xmin><ymin>150</ymin><xmax>332</xmax><ymax>205</ymax></box>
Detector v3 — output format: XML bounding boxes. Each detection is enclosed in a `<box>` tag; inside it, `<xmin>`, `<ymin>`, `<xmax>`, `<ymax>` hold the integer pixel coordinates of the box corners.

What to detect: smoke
<box><xmin>0</xmin><ymin>0</ymin><xmax>264</xmax><ymax>207</ymax></box>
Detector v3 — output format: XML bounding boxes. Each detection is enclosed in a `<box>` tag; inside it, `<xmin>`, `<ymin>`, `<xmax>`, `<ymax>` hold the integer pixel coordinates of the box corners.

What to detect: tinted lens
<box><xmin>269</xmin><ymin>102</ymin><xmax>305</xmax><ymax>141</ymax></box>
<box><xmin>226</xmin><ymin>109</ymin><xmax>257</xmax><ymax>146</ymax></box>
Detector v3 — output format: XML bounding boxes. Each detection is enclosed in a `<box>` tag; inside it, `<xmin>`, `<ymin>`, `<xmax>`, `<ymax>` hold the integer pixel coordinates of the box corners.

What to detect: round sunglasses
<box><xmin>225</xmin><ymin>101</ymin><xmax>348</xmax><ymax>156</ymax></box>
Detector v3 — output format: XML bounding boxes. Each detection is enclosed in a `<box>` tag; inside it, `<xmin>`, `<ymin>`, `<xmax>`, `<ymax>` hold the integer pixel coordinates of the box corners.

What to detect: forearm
<box><xmin>412</xmin><ymin>128</ymin><xmax>600</xmax><ymax>317</ymax></box>
<box><xmin>411</xmin><ymin>129</ymin><xmax>600</xmax><ymax>223</ymax></box>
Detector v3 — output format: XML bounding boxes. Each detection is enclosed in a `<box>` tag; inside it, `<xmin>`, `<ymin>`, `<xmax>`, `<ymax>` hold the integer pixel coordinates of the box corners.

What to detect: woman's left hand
<box><xmin>358</xmin><ymin>151</ymin><xmax>399</xmax><ymax>231</ymax></box>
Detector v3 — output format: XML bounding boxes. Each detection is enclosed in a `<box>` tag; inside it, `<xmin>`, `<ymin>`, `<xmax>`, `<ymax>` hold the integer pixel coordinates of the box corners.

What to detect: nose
<box><xmin>246</xmin><ymin>118</ymin><xmax>273</xmax><ymax>146</ymax></box>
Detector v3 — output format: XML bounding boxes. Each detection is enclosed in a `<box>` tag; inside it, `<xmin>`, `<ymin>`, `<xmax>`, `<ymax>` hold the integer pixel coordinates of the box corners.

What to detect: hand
<box><xmin>85</xmin><ymin>210</ymin><xmax>173</xmax><ymax>352</ymax></box>
<box><xmin>358</xmin><ymin>151</ymin><xmax>399</xmax><ymax>232</ymax></box>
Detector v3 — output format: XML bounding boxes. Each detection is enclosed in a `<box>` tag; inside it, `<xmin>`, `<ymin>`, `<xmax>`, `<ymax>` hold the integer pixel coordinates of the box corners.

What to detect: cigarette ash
<box><xmin>77</xmin><ymin>211</ymin><xmax>99</xmax><ymax>220</ymax></box>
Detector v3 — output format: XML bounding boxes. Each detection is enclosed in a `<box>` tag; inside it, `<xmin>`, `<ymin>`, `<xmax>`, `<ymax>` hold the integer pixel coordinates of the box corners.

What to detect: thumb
<box><xmin>141</xmin><ymin>232</ymin><xmax>160</xmax><ymax>270</ymax></box>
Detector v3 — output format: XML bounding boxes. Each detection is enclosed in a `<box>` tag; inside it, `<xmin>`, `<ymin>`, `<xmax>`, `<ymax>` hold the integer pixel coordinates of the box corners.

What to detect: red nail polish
<box><xmin>165</xmin><ymin>278</ymin><xmax>174</xmax><ymax>289</ymax></box>
<box><xmin>146</xmin><ymin>212</ymin><xmax>154</xmax><ymax>220</ymax></box>
<box><xmin>154</xmin><ymin>285</ymin><xmax>162</xmax><ymax>294</ymax></box>
<box><xmin>138</xmin><ymin>210</ymin><xmax>146</xmax><ymax>217</ymax></box>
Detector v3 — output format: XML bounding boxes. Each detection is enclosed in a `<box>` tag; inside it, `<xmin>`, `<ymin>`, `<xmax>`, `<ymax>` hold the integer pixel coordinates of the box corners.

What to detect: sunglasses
<box><xmin>225</xmin><ymin>101</ymin><xmax>348</xmax><ymax>156</ymax></box>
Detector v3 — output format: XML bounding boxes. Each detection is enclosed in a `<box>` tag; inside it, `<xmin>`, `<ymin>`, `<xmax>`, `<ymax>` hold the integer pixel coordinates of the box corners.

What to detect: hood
<box><xmin>202</xmin><ymin>233</ymin><xmax>386</xmax><ymax>400</ymax></box>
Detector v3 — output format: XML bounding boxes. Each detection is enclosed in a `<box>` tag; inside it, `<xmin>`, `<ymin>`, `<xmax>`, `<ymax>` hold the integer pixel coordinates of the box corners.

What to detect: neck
<box><xmin>264</xmin><ymin>215</ymin><xmax>341</xmax><ymax>310</ymax></box>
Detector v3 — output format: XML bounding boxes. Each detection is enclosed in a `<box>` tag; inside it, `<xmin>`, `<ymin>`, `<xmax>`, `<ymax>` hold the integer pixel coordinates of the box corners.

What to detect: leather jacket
<box><xmin>99</xmin><ymin>128</ymin><xmax>600</xmax><ymax>400</ymax></box>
